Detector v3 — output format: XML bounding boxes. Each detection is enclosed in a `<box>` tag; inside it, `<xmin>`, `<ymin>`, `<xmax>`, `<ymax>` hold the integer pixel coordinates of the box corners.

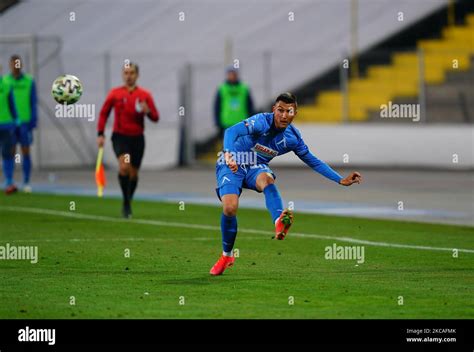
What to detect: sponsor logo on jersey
<box><xmin>251</xmin><ymin>143</ymin><xmax>278</xmax><ymax>158</ymax></box>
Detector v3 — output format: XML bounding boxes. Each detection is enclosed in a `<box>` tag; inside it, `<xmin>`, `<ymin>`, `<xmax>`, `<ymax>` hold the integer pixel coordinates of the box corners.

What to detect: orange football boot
<box><xmin>210</xmin><ymin>254</ymin><xmax>235</xmax><ymax>276</ymax></box>
<box><xmin>274</xmin><ymin>209</ymin><xmax>294</xmax><ymax>240</ymax></box>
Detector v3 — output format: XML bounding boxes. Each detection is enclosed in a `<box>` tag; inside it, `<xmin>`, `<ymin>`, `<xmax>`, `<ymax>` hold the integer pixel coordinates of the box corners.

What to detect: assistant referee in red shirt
<box><xmin>97</xmin><ymin>63</ymin><xmax>159</xmax><ymax>218</ymax></box>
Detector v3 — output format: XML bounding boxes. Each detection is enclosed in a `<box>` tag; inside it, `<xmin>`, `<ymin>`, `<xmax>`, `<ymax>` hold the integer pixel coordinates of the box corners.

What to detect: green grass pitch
<box><xmin>0</xmin><ymin>193</ymin><xmax>473</xmax><ymax>319</ymax></box>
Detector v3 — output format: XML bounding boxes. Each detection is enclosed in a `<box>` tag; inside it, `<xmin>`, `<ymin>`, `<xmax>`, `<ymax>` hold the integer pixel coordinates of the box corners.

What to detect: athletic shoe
<box><xmin>5</xmin><ymin>184</ymin><xmax>18</xmax><ymax>195</ymax></box>
<box><xmin>23</xmin><ymin>184</ymin><xmax>32</xmax><ymax>193</ymax></box>
<box><xmin>274</xmin><ymin>209</ymin><xmax>294</xmax><ymax>240</ymax></box>
<box><xmin>210</xmin><ymin>254</ymin><xmax>235</xmax><ymax>276</ymax></box>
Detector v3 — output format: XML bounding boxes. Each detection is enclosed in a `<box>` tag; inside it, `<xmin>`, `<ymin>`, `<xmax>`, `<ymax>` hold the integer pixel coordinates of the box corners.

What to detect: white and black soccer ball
<box><xmin>51</xmin><ymin>74</ymin><xmax>83</xmax><ymax>104</ymax></box>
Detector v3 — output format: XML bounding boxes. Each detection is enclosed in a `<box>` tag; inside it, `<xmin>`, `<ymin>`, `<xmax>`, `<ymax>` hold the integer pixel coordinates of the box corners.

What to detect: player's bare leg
<box><xmin>210</xmin><ymin>194</ymin><xmax>238</xmax><ymax>275</ymax></box>
<box><xmin>118</xmin><ymin>154</ymin><xmax>132</xmax><ymax>218</ymax></box>
<box><xmin>256</xmin><ymin>172</ymin><xmax>293</xmax><ymax>240</ymax></box>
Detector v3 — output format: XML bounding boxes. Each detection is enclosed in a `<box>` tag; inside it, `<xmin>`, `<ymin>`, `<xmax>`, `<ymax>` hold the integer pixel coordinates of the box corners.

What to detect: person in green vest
<box><xmin>0</xmin><ymin>63</ymin><xmax>19</xmax><ymax>194</ymax></box>
<box><xmin>214</xmin><ymin>66</ymin><xmax>254</xmax><ymax>138</ymax></box>
<box><xmin>4</xmin><ymin>55</ymin><xmax>37</xmax><ymax>193</ymax></box>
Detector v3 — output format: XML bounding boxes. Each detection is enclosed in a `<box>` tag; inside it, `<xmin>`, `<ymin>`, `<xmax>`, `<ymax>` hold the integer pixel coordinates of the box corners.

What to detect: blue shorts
<box><xmin>13</xmin><ymin>125</ymin><xmax>33</xmax><ymax>147</ymax></box>
<box><xmin>215</xmin><ymin>163</ymin><xmax>276</xmax><ymax>200</ymax></box>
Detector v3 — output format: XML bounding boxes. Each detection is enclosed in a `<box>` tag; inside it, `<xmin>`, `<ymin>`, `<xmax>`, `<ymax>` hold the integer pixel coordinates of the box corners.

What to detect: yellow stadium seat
<box><xmin>298</xmin><ymin>19</ymin><xmax>474</xmax><ymax>123</ymax></box>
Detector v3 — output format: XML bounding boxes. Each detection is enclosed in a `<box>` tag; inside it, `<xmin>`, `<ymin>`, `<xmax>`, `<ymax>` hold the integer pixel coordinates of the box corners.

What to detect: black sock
<box><xmin>118</xmin><ymin>174</ymin><xmax>130</xmax><ymax>205</ymax></box>
<box><xmin>130</xmin><ymin>177</ymin><xmax>138</xmax><ymax>200</ymax></box>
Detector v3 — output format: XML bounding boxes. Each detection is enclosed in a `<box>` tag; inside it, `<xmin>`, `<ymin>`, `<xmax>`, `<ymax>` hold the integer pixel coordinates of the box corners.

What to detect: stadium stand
<box><xmin>298</xmin><ymin>11</ymin><xmax>474</xmax><ymax>123</ymax></box>
<box><xmin>1</xmin><ymin>0</ymin><xmax>464</xmax><ymax>168</ymax></box>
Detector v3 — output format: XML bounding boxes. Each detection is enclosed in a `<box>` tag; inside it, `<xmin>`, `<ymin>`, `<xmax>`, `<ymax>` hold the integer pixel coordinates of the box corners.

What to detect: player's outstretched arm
<box><xmin>293</xmin><ymin>138</ymin><xmax>362</xmax><ymax>186</ymax></box>
<box><xmin>295</xmin><ymin>148</ymin><xmax>343</xmax><ymax>183</ymax></box>
<box><xmin>339</xmin><ymin>172</ymin><xmax>362</xmax><ymax>186</ymax></box>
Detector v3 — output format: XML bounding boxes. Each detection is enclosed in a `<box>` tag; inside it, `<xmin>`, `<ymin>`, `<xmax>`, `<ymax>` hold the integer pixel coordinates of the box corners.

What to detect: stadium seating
<box><xmin>0</xmin><ymin>0</ymin><xmax>446</xmax><ymax>141</ymax></box>
<box><xmin>298</xmin><ymin>13</ymin><xmax>474</xmax><ymax>123</ymax></box>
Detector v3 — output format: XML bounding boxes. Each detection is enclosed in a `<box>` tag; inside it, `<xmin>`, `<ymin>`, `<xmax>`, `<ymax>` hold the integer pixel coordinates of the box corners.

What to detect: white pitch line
<box><xmin>1</xmin><ymin>205</ymin><xmax>473</xmax><ymax>254</ymax></box>
<box><xmin>5</xmin><ymin>238</ymin><xmax>206</xmax><ymax>242</ymax></box>
<box><xmin>6</xmin><ymin>237</ymin><xmax>264</xmax><ymax>243</ymax></box>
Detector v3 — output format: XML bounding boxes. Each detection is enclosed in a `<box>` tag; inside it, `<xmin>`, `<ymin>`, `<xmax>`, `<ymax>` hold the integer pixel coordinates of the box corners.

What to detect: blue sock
<box><xmin>2</xmin><ymin>157</ymin><xmax>14</xmax><ymax>186</ymax></box>
<box><xmin>263</xmin><ymin>183</ymin><xmax>284</xmax><ymax>223</ymax></box>
<box><xmin>22</xmin><ymin>154</ymin><xmax>31</xmax><ymax>184</ymax></box>
<box><xmin>221</xmin><ymin>213</ymin><xmax>237</xmax><ymax>254</ymax></box>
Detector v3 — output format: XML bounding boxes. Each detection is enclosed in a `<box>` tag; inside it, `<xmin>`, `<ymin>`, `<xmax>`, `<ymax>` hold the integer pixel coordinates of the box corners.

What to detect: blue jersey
<box><xmin>222</xmin><ymin>112</ymin><xmax>343</xmax><ymax>183</ymax></box>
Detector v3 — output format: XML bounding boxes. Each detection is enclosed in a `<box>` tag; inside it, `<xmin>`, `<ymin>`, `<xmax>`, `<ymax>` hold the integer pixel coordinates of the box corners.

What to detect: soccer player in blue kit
<box><xmin>210</xmin><ymin>92</ymin><xmax>362</xmax><ymax>275</ymax></box>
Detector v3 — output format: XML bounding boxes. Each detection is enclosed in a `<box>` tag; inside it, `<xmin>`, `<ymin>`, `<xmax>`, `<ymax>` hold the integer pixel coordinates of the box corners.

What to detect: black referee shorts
<box><xmin>111</xmin><ymin>133</ymin><xmax>145</xmax><ymax>169</ymax></box>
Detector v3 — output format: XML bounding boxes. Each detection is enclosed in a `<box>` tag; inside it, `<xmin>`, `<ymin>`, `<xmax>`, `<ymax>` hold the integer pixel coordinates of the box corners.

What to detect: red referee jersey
<box><xmin>97</xmin><ymin>86</ymin><xmax>159</xmax><ymax>136</ymax></box>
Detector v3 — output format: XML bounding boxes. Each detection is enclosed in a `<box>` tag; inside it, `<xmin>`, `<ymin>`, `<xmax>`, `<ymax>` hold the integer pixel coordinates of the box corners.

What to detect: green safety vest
<box><xmin>0</xmin><ymin>77</ymin><xmax>14</xmax><ymax>125</ymax></box>
<box><xmin>218</xmin><ymin>82</ymin><xmax>250</xmax><ymax>128</ymax></box>
<box><xmin>3</xmin><ymin>74</ymin><xmax>34</xmax><ymax>124</ymax></box>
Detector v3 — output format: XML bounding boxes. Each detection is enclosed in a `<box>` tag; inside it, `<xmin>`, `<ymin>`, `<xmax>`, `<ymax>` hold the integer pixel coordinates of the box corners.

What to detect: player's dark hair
<box><xmin>123</xmin><ymin>62</ymin><xmax>139</xmax><ymax>74</ymax></box>
<box><xmin>275</xmin><ymin>92</ymin><xmax>297</xmax><ymax>106</ymax></box>
<box><xmin>10</xmin><ymin>54</ymin><xmax>21</xmax><ymax>62</ymax></box>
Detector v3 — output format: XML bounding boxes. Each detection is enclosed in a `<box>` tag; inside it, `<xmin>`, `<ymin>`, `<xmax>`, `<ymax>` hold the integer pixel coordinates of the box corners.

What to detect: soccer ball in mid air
<box><xmin>51</xmin><ymin>74</ymin><xmax>83</xmax><ymax>104</ymax></box>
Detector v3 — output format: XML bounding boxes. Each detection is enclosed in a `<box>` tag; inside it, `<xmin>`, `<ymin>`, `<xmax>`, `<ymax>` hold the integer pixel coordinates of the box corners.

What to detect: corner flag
<box><xmin>95</xmin><ymin>147</ymin><xmax>106</xmax><ymax>197</ymax></box>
